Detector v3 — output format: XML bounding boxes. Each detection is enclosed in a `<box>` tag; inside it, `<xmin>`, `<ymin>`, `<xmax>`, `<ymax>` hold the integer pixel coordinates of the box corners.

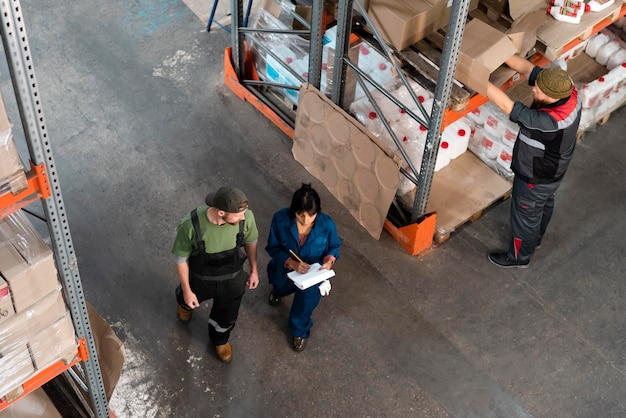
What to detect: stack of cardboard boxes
<box><xmin>0</xmin><ymin>211</ymin><xmax>78</xmax><ymax>401</ymax></box>
<box><xmin>0</xmin><ymin>94</ymin><xmax>27</xmax><ymax>197</ymax></box>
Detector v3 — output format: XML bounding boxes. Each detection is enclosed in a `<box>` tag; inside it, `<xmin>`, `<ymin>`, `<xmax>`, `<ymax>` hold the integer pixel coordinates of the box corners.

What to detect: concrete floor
<box><xmin>2</xmin><ymin>0</ymin><xmax>625</xmax><ymax>417</ymax></box>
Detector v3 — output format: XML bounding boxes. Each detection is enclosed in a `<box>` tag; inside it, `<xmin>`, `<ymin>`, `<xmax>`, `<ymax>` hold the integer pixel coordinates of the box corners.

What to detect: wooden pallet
<box><xmin>434</xmin><ymin>188</ymin><xmax>512</xmax><ymax>245</ymax></box>
<box><xmin>398</xmin><ymin>33</ymin><xmax>473</xmax><ymax>112</ymax></box>
<box><xmin>576</xmin><ymin>102</ymin><xmax>625</xmax><ymax>140</ymax></box>
<box><xmin>395</xmin><ymin>5</ymin><xmax>517</xmax><ymax>114</ymax></box>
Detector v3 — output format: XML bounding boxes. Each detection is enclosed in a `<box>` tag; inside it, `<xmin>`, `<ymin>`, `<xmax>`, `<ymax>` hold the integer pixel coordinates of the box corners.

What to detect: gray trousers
<box><xmin>508</xmin><ymin>176</ymin><xmax>562</xmax><ymax>263</ymax></box>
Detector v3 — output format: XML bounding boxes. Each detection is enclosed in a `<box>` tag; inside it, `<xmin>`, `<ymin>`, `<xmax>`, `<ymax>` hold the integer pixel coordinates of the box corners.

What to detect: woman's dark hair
<box><xmin>289</xmin><ymin>183</ymin><xmax>321</xmax><ymax>218</ymax></box>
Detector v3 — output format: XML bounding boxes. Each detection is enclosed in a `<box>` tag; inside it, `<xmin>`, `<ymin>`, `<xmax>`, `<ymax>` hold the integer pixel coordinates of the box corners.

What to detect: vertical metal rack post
<box><xmin>0</xmin><ymin>1</ymin><xmax>109</xmax><ymax>416</ymax></box>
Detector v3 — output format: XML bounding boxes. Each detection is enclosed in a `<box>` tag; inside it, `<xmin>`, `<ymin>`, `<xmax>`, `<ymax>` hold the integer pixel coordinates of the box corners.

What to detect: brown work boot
<box><xmin>215</xmin><ymin>342</ymin><xmax>232</xmax><ymax>363</ymax></box>
<box><xmin>177</xmin><ymin>305</ymin><xmax>192</xmax><ymax>323</ymax></box>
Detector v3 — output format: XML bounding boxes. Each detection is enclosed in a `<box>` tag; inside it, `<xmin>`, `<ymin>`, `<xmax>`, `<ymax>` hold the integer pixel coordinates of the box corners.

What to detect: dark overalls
<box><xmin>176</xmin><ymin>209</ymin><xmax>248</xmax><ymax>345</ymax></box>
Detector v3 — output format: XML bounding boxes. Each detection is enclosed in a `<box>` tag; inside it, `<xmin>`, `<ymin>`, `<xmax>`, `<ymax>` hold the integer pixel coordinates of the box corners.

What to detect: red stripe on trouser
<box><xmin>514</xmin><ymin>237</ymin><xmax>522</xmax><ymax>259</ymax></box>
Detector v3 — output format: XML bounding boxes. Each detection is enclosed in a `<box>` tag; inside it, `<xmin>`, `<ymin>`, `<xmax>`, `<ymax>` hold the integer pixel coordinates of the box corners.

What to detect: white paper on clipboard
<box><xmin>287</xmin><ymin>263</ymin><xmax>335</xmax><ymax>290</ymax></box>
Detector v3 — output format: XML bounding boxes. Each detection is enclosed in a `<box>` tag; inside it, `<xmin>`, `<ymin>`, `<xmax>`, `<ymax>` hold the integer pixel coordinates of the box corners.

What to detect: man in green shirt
<box><xmin>172</xmin><ymin>186</ymin><xmax>259</xmax><ymax>362</ymax></box>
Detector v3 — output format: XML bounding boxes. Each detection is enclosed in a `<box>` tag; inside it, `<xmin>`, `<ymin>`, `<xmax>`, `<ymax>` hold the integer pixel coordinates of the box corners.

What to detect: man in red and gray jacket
<box><xmin>485</xmin><ymin>55</ymin><xmax>581</xmax><ymax>268</ymax></box>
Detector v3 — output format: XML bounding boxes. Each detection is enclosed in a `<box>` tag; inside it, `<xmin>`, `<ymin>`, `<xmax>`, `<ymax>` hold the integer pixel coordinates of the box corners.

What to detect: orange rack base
<box><xmin>383</xmin><ymin>213</ymin><xmax>437</xmax><ymax>256</ymax></box>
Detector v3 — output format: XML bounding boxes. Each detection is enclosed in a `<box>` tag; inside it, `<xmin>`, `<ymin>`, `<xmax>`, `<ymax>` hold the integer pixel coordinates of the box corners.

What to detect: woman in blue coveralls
<box><xmin>265</xmin><ymin>183</ymin><xmax>342</xmax><ymax>351</ymax></box>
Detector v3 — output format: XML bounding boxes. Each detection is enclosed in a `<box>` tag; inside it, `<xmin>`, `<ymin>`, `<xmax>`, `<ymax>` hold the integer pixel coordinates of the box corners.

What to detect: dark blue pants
<box><xmin>508</xmin><ymin>176</ymin><xmax>561</xmax><ymax>263</ymax></box>
<box><xmin>176</xmin><ymin>269</ymin><xmax>246</xmax><ymax>345</ymax></box>
<box><xmin>271</xmin><ymin>274</ymin><xmax>322</xmax><ymax>338</ymax></box>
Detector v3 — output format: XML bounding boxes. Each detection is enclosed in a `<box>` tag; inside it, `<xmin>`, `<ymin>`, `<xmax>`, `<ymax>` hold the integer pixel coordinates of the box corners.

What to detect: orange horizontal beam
<box><xmin>0</xmin><ymin>162</ymin><xmax>50</xmax><ymax>219</ymax></box>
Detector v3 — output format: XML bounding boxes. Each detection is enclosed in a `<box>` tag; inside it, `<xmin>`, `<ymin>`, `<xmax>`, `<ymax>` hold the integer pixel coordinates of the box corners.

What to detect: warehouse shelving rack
<box><xmin>224</xmin><ymin>0</ymin><xmax>625</xmax><ymax>254</ymax></box>
<box><xmin>0</xmin><ymin>0</ymin><xmax>110</xmax><ymax>416</ymax></box>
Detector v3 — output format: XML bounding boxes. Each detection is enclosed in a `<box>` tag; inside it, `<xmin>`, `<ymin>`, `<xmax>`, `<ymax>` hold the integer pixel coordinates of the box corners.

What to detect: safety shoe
<box><xmin>488</xmin><ymin>252</ymin><xmax>530</xmax><ymax>269</ymax></box>
<box><xmin>177</xmin><ymin>305</ymin><xmax>192</xmax><ymax>323</ymax></box>
<box><xmin>215</xmin><ymin>342</ymin><xmax>232</xmax><ymax>363</ymax></box>
<box><xmin>268</xmin><ymin>292</ymin><xmax>280</xmax><ymax>306</ymax></box>
<box><xmin>293</xmin><ymin>337</ymin><xmax>307</xmax><ymax>352</ymax></box>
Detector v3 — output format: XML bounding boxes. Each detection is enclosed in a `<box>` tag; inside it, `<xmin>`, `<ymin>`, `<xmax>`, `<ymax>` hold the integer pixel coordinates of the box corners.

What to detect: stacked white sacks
<box><xmin>501</xmin><ymin>120</ymin><xmax>520</xmax><ymax>149</ymax></box>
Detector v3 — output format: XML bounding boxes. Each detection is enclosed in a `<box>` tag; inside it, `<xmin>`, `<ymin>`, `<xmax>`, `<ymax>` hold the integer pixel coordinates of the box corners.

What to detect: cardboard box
<box><xmin>0</xmin><ymin>277</ymin><xmax>15</xmax><ymax>325</ymax></box>
<box><xmin>0</xmin><ymin>211</ymin><xmax>53</xmax><ymax>265</ymax></box>
<box><xmin>0</xmin><ymin>288</ymin><xmax>66</xmax><ymax>354</ymax></box>
<box><xmin>369</xmin><ymin>0</ymin><xmax>436</xmax><ymax>51</ymax></box>
<box><xmin>87</xmin><ymin>303</ymin><xmax>125</xmax><ymax>402</ymax></box>
<box><xmin>368</xmin><ymin>0</ymin><xmax>479</xmax><ymax>51</ymax></box>
<box><xmin>0</xmin><ymin>387</ymin><xmax>64</xmax><ymax>418</ymax></box>
<box><xmin>0</xmin><ymin>92</ymin><xmax>23</xmax><ymax>186</ymax></box>
<box><xmin>0</xmin><ymin>343</ymin><xmax>35</xmax><ymax>399</ymax></box>
<box><xmin>29</xmin><ymin>312</ymin><xmax>77</xmax><ymax>370</ymax></box>
<box><xmin>508</xmin><ymin>0</ymin><xmax>546</xmax><ymax>21</ymax></box>
<box><xmin>0</xmin><ymin>311</ymin><xmax>28</xmax><ymax>354</ymax></box>
<box><xmin>0</xmin><ymin>243</ymin><xmax>60</xmax><ymax>312</ymax></box>
<box><xmin>455</xmin><ymin>19</ymin><xmax>520</xmax><ymax>96</ymax></box>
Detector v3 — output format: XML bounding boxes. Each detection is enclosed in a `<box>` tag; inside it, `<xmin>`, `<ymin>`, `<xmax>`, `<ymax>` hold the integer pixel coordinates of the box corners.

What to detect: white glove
<box><xmin>319</xmin><ymin>280</ymin><xmax>331</xmax><ymax>296</ymax></box>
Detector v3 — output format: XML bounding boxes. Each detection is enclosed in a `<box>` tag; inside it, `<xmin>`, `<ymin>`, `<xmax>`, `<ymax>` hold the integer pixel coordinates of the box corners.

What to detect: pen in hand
<box><xmin>288</xmin><ymin>249</ymin><xmax>309</xmax><ymax>274</ymax></box>
<box><xmin>288</xmin><ymin>249</ymin><xmax>303</xmax><ymax>263</ymax></box>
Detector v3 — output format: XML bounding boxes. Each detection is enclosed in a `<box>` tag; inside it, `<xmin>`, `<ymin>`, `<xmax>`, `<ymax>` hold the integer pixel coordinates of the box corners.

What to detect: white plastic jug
<box><xmin>606</xmin><ymin>49</ymin><xmax>626</xmax><ymax>71</ymax></box>
<box><xmin>596</xmin><ymin>41</ymin><xmax>621</xmax><ymax>66</ymax></box>
<box><xmin>585</xmin><ymin>32</ymin><xmax>611</xmax><ymax>58</ymax></box>
<box><xmin>434</xmin><ymin>141</ymin><xmax>452</xmax><ymax>172</ymax></box>
<box><xmin>547</xmin><ymin>6</ymin><xmax>583</xmax><ymax>24</ymax></box>
<box><xmin>444</xmin><ymin>121</ymin><xmax>471</xmax><ymax>159</ymax></box>
<box><xmin>586</xmin><ymin>0</ymin><xmax>615</xmax><ymax>12</ymax></box>
<box><xmin>551</xmin><ymin>0</ymin><xmax>584</xmax><ymax>8</ymax></box>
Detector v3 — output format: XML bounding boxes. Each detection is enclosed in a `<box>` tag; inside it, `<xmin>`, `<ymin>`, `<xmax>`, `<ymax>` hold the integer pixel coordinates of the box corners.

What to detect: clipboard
<box><xmin>287</xmin><ymin>263</ymin><xmax>335</xmax><ymax>290</ymax></box>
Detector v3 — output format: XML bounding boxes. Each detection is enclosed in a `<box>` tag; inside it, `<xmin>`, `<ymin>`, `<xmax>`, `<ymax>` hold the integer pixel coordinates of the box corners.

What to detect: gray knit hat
<box><xmin>536</xmin><ymin>68</ymin><xmax>573</xmax><ymax>100</ymax></box>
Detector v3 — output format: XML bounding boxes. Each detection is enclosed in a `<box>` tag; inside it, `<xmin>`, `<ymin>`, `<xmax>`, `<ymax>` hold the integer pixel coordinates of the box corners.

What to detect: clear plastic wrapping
<box><xmin>247</xmin><ymin>6</ymin><xmax>360</xmax><ymax>105</ymax></box>
<box><xmin>0</xmin><ymin>92</ymin><xmax>25</xmax><ymax>191</ymax></box>
<box><xmin>0</xmin><ymin>212</ymin><xmax>74</xmax><ymax>399</ymax></box>
<box><xmin>0</xmin><ymin>289</ymin><xmax>76</xmax><ymax>399</ymax></box>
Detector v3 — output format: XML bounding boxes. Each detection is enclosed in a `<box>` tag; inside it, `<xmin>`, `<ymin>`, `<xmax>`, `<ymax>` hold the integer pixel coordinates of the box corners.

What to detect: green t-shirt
<box><xmin>171</xmin><ymin>206</ymin><xmax>258</xmax><ymax>258</ymax></box>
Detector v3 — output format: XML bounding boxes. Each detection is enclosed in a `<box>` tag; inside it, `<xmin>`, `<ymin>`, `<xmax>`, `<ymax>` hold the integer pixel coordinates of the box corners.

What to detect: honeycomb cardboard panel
<box><xmin>293</xmin><ymin>84</ymin><xmax>402</xmax><ymax>239</ymax></box>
